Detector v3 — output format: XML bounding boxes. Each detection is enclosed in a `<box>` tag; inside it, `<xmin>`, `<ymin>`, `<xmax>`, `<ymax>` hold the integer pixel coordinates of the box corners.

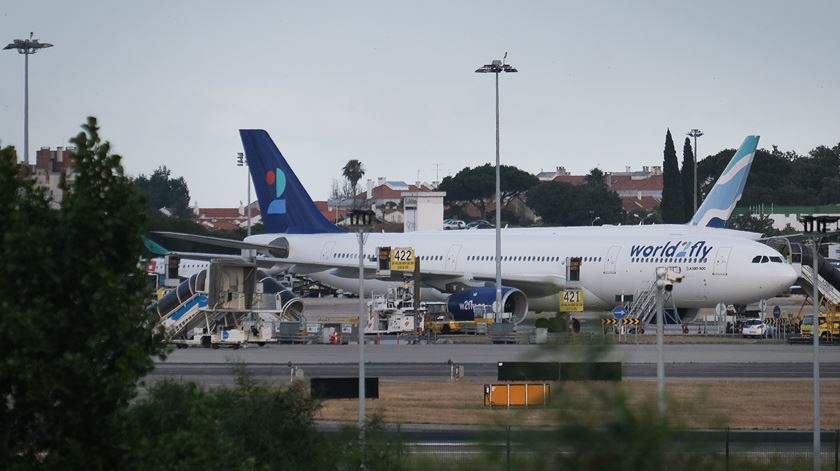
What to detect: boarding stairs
<box><xmin>626</xmin><ymin>281</ymin><xmax>658</xmax><ymax>324</ymax></box>
<box><xmin>161</xmin><ymin>294</ymin><xmax>210</xmax><ymax>338</ymax></box>
<box><xmin>799</xmin><ymin>265</ymin><xmax>840</xmax><ymax>306</ymax></box>
<box><xmin>625</xmin><ymin>280</ymin><xmax>680</xmax><ymax>326</ymax></box>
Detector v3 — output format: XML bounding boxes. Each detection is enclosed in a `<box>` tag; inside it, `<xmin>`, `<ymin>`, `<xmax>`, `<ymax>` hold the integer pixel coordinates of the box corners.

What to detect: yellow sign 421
<box><xmin>560</xmin><ymin>289</ymin><xmax>584</xmax><ymax>312</ymax></box>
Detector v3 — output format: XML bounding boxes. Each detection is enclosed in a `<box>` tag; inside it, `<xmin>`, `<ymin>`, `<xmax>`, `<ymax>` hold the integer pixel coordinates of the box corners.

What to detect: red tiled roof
<box><xmin>198</xmin><ymin>208</ymin><xmax>241</xmax><ymax>218</ymax></box>
<box><xmin>314</xmin><ymin>201</ymin><xmax>342</xmax><ymax>222</ymax></box>
<box><xmin>609</xmin><ymin>174</ymin><xmax>662</xmax><ymax>191</ymax></box>
<box><xmin>357</xmin><ymin>183</ymin><xmax>435</xmax><ymax>200</ymax></box>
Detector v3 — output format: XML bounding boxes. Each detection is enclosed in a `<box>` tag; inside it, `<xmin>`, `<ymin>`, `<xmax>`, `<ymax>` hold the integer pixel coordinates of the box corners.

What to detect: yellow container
<box><xmin>484</xmin><ymin>383</ymin><xmax>550</xmax><ymax>408</ymax></box>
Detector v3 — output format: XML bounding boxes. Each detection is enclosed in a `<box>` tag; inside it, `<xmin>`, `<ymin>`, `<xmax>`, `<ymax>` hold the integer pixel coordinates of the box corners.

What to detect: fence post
<box><xmin>725</xmin><ymin>428</ymin><xmax>730</xmax><ymax>471</ymax></box>
<box><xmin>397</xmin><ymin>423</ymin><xmax>402</xmax><ymax>459</ymax></box>
<box><xmin>506</xmin><ymin>425</ymin><xmax>511</xmax><ymax>471</ymax></box>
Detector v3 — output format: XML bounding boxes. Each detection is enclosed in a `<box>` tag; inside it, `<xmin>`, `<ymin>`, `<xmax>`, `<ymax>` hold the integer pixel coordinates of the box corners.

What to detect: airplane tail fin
<box><xmin>239</xmin><ymin>130</ymin><xmax>343</xmax><ymax>234</ymax></box>
<box><xmin>143</xmin><ymin>236</ymin><xmax>169</xmax><ymax>255</ymax></box>
<box><xmin>689</xmin><ymin>135</ymin><xmax>759</xmax><ymax>228</ymax></box>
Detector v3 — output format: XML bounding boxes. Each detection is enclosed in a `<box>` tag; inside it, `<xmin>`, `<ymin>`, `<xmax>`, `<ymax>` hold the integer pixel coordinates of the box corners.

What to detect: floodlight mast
<box><xmin>687</xmin><ymin>129</ymin><xmax>704</xmax><ymax>213</ymax></box>
<box><xmin>475</xmin><ymin>53</ymin><xmax>517</xmax><ymax>324</ymax></box>
<box><xmin>4</xmin><ymin>33</ymin><xmax>54</xmax><ymax>165</ymax></box>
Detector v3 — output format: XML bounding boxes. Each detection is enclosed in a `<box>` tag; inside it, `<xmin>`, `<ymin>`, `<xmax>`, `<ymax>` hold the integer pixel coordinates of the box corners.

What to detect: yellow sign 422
<box><xmin>390</xmin><ymin>247</ymin><xmax>416</xmax><ymax>272</ymax></box>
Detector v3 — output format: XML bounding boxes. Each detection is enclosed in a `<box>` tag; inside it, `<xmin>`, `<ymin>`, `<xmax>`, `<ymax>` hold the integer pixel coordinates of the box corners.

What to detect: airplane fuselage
<box><xmin>244</xmin><ymin>224</ymin><xmax>797</xmax><ymax>312</ymax></box>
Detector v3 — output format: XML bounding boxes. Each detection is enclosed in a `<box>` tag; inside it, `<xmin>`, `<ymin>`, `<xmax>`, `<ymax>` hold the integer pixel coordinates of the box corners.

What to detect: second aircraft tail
<box><xmin>690</xmin><ymin>135</ymin><xmax>759</xmax><ymax>228</ymax></box>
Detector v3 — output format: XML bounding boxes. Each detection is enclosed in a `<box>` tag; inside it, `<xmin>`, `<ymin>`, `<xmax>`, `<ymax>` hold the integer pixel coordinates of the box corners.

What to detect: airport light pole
<box><xmin>654</xmin><ymin>269</ymin><xmax>666</xmax><ymax>418</ymax></box>
<box><xmin>476</xmin><ymin>54</ymin><xmax>517</xmax><ymax>323</ymax></box>
<box><xmin>348</xmin><ymin>210</ymin><xmax>374</xmax><ymax>437</ymax></box>
<box><xmin>687</xmin><ymin>129</ymin><xmax>704</xmax><ymax>213</ymax></box>
<box><xmin>236</xmin><ymin>152</ymin><xmax>252</xmax><ymax>237</ymax></box>
<box><xmin>357</xmin><ymin>229</ymin><xmax>366</xmax><ymax>431</ymax></box>
<box><xmin>4</xmin><ymin>33</ymin><xmax>53</xmax><ymax>165</ymax></box>
<box><xmin>811</xmin><ymin>237</ymin><xmax>821</xmax><ymax>471</ymax></box>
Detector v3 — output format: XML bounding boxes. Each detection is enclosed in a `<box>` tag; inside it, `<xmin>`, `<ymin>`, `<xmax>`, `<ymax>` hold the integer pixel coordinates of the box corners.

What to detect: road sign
<box><xmin>600</xmin><ymin>319</ymin><xmax>617</xmax><ymax>325</ymax></box>
<box><xmin>773</xmin><ymin>305</ymin><xmax>781</xmax><ymax>319</ymax></box>
<box><xmin>622</xmin><ymin>318</ymin><xmax>640</xmax><ymax>325</ymax></box>
<box><xmin>715</xmin><ymin>302</ymin><xmax>727</xmax><ymax>317</ymax></box>
<box><xmin>612</xmin><ymin>306</ymin><xmax>627</xmax><ymax>319</ymax></box>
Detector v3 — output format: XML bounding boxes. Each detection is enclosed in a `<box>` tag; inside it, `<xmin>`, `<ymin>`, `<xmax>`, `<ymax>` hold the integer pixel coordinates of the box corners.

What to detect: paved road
<box><xmin>156</xmin><ymin>342</ymin><xmax>840</xmax><ymax>365</ymax></box>
<box><xmin>147</xmin><ymin>361</ymin><xmax>840</xmax><ymax>385</ymax></box>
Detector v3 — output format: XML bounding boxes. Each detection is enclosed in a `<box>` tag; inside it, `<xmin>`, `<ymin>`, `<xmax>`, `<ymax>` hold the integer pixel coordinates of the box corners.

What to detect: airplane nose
<box><xmin>776</xmin><ymin>264</ymin><xmax>799</xmax><ymax>292</ymax></box>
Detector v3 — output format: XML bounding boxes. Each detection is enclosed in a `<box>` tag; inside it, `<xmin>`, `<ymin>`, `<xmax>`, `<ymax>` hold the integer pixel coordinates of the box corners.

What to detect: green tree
<box><xmin>527</xmin><ymin>181</ymin><xmax>577</xmax><ymax>225</ymax></box>
<box><xmin>728</xmin><ymin>213</ymin><xmax>796</xmax><ymax>237</ymax></box>
<box><xmin>584</xmin><ymin>167</ymin><xmax>606</xmax><ymax>187</ymax></box>
<box><xmin>121</xmin><ymin>375</ymin><xmax>327</xmax><ymax>470</ymax></box>
<box><xmin>681</xmin><ymin>137</ymin><xmax>695</xmax><ymax>222</ymax></box>
<box><xmin>0</xmin><ymin>117</ymin><xmax>165</xmax><ymax>469</ymax></box>
<box><xmin>342</xmin><ymin>159</ymin><xmax>365</xmax><ymax>208</ymax></box>
<box><xmin>438</xmin><ymin>164</ymin><xmax>538</xmax><ymax>220</ymax></box>
<box><xmin>528</xmin><ymin>173</ymin><xmax>624</xmax><ymax>226</ymax></box>
<box><xmin>660</xmin><ymin>129</ymin><xmax>685</xmax><ymax>223</ymax></box>
<box><xmin>134</xmin><ymin>165</ymin><xmax>191</xmax><ymax>217</ymax></box>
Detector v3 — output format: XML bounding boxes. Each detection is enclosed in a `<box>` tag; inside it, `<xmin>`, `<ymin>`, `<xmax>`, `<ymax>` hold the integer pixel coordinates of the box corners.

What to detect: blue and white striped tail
<box><xmin>690</xmin><ymin>135</ymin><xmax>760</xmax><ymax>228</ymax></box>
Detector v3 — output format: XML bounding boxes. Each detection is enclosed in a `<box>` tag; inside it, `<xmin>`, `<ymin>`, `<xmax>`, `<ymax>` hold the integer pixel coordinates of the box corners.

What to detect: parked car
<box><xmin>443</xmin><ymin>219</ymin><xmax>466</xmax><ymax>230</ymax></box>
<box><xmin>742</xmin><ymin>318</ymin><xmax>774</xmax><ymax>338</ymax></box>
<box><xmin>466</xmin><ymin>220</ymin><xmax>494</xmax><ymax>229</ymax></box>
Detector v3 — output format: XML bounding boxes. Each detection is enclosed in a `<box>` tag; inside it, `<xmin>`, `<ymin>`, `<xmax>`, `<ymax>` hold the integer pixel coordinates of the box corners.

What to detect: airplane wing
<box><xmin>159</xmin><ymin>251</ymin><xmax>290</xmax><ymax>268</ymax></box>
<box><xmin>151</xmin><ymin>231</ymin><xmax>275</xmax><ymax>251</ymax></box>
<box><xmin>325</xmin><ymin>265</ymin><xmax>565</xmax><ymax>296</ymax></box>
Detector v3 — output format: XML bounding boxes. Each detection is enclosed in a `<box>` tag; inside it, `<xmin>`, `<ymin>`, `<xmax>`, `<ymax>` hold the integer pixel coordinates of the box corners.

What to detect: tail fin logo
<box><xmin>265</xmin><ymin>168</ymin><xmax>287</xmax><ymax>214</ymax></box>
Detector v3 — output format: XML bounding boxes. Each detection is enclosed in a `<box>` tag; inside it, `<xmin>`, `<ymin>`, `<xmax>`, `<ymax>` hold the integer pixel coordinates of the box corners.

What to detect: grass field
<box><xmin>317</xmin><ymin>379</ymin><xmax>840</xmax><ymax>430</ymax></box>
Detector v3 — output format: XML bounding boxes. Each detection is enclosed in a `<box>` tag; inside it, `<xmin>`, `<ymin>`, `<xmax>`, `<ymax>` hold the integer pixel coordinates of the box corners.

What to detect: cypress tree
<box><xmin>660</xmin><ymin>129</ymin><xmax>684</xmax><ymax>223</ymax></box>
<box><xmin>681</xmin><ymin>137</ymin><xmax>695</xmax><ymax>222</ymax></box>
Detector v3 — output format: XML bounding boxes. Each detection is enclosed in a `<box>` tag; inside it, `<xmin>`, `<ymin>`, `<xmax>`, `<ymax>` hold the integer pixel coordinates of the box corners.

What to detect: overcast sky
<box><xmin>1</xmin><ymin>1</ymin><xmax>837</xmax><ymax>207</ymax></box>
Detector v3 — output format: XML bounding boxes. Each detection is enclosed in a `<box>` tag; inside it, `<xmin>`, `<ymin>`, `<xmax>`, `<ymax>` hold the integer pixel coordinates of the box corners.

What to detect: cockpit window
<box><xmin>752</xmin><ymin>256</ymin><xmax>762</xmax><ymax>263</ymax></box>
<box><xmin>760</xmin><ymin>256</ymin><xmax>769</xmax><ymax>263</ymax></box>
<box><xmin>770</xmin><ymin>256</ymin><xmax>783</xmax><ymax>263</ymax></box>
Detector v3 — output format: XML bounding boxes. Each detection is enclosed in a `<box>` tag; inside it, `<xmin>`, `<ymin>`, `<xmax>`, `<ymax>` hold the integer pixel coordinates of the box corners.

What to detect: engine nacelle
<box><xmin>446</xmin><ymin>286</ymin><xmax>528</xmax><ymax>322</ymax></box>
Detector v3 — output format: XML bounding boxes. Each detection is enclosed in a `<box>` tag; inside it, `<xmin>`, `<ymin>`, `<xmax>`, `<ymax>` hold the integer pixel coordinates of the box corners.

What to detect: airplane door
<box><xmin>604</xmin><ymin>245</ymin><xmax>621</xmax><ymax>274</ymax></box>
<box><xmin>320</xmin><ymin>242</ymin><xmax>336</xmax><ymax>262</ymax></box>
<box><xmin>445</xmin><ymin>245</ymin><xmax>462</xmax><ymax>271</ymax></box>
<box><xmin>713</xmin><ymin>247</ymin><xmax>731</xmax><ymax>275</ymax></box>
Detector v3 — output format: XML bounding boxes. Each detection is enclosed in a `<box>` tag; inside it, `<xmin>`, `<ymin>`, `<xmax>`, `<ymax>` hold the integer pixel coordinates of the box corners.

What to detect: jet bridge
<box><xmin>146</xmin><ymin>259</ymin><xmax>305</xmax><ymax>346</ymax></box>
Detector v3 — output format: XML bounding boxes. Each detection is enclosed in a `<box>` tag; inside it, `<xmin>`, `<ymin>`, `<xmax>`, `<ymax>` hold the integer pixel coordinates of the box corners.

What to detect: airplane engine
<box><xmin>446</xmin><ymin>286</ymin><xmax>528</xmax><ymax>322</ymax></box>
<box><xmin>676</xmin><ymin>308</ymin><xmax>699</xmax><ymax>323</ymax></box>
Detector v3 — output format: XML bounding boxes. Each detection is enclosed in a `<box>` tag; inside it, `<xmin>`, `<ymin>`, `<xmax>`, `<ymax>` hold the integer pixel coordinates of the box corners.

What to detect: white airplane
<box><xmin>153</xmin><ymin>131</ymin><xmax>797</xmax><ymax>321</ymax></box>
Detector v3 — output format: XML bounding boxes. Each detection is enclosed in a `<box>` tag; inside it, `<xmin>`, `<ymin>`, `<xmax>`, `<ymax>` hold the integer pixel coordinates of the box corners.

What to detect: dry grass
<box><xmin>316</xmin><ymin>379</ymin><xmax>840</xmax><ymax>430</ymax></box>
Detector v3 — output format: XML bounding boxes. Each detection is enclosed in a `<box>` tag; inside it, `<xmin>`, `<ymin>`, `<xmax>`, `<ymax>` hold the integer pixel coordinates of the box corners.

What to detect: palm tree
<box><xmin>342</xmin><ymin>159</ymin><xmax>365</xmax><ymax>209</ymax></box>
